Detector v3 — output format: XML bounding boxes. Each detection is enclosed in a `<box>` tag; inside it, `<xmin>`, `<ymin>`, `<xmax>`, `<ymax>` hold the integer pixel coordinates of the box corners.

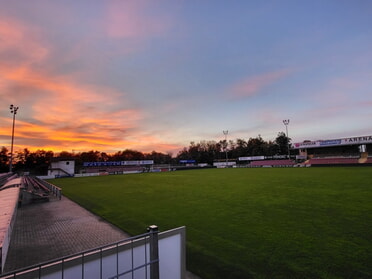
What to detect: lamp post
<box><xmin>282</xmin><ymin>119</ymin><xmax>290</xmax><ymax>159</ymax></box>
<box><xmin>9</xmin><ymin>104</ymin><xmax>19</xmax><ymax>173</ymax></box>
<box><xmin>223</xmin><ymin>130</ymin><xmax>228</xmax><ymax>167</ymax></box>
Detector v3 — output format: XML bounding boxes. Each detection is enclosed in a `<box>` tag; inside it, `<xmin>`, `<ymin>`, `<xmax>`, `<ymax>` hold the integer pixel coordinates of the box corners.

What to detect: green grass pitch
<box><xmin>51</xmin><ymin>167</ymin><xmax>372</xmax><ymax>279</ymax></box>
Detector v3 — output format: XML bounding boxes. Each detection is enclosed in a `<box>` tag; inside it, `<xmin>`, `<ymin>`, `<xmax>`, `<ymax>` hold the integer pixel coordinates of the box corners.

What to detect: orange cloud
<box><xmin>230</xmin><ymin>69</ymin><xmax>292</xmax><ymax>99</ymax></box>
<box><xmin>0</xmin><ymin>12</ymin><xmax>182</xmax><ymax>155</ymax></box>
<box><xmin>0</xmin><ymin>60</ymin><xmax>183</xmax><ymax>153</ymax></box>
<box><xmin>0</xmin><ymin>114</ymin><xmax>171</xmax><ymax>154</ymax></box>
<box><xmin>0</xmin><ymin>48</ymin><xmax>148</xmax><ymax>153</ymax></box>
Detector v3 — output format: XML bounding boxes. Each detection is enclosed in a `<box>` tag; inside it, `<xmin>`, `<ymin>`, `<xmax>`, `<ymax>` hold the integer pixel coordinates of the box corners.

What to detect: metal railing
<box><xmin>0</xmin><ymin>226</ymin><xmax>159</xmax><ymax>279</ymax></box>
<box><xmin>36</xmin><ymin>178</ymin><xmax>62</xmax><ymax>200</ymax></box>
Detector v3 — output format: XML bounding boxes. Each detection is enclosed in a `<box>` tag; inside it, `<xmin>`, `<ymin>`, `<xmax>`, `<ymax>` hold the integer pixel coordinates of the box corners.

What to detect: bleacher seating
<box><xmin>306</xmin><ymin>157</ymin><xmax>360</xmax><ymax>165</ymax></box>
<box><xmin>21</xmin><ymin>176</ymin><xmax>50</xmax><ymax>203</ymax></box>
<box><xmin>250</xmin><ymin>160</ymin><xmax>295</xmax><ymax>167</ymax></box>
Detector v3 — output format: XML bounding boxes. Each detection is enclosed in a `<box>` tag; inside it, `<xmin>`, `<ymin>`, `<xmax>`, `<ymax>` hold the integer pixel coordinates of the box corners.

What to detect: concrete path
<box><xmin>4</xmin><ymin>197</ymin><xmax>130</xmax><ymax>272</ymax></box>
<box><xmin>4</xmin><ymin>196</ymin><xmax>201</xmax><ymax>278</ymax></box>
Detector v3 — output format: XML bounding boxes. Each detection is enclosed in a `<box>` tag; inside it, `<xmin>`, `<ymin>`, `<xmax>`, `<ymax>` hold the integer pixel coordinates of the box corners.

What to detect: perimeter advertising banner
<box><xmin>83</xmin><ymin>160</ymin><xmax>154</xmax><ymax>167</ymax></box>
<box><xmin>238</xmin><ymin>156</ymin><xmax>265</xmax><ymax>161</ymax></box>
<box><xmin>293</xmin><ymin>135</ymin><xmax>372</xmax><ymax>149</ymax></box>
<box><xmin>179</xmin><ymin>160</ymin><xmax>196</xmax><ymax>164</ymax></box>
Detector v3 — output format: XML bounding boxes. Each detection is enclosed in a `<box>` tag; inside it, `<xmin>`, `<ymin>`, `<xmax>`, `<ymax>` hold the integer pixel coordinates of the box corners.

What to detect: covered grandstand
<box><xmin>292</xmin><ymin>134</ymin><xmax>372</xmax><ymax>166</ymax></box>
<box><xmin>81</xmin><ymin>160</ymin><xmax>155</xmax><ymax>175</ymax></box>
<box><xmin>236</xmin><ymin>135</ymin><xmax>372</xmax><ymax>167</ymax></box>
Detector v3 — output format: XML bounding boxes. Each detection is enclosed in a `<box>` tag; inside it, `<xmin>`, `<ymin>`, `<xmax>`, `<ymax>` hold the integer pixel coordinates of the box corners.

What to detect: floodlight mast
<box><xmin>223</xmin><ymin>130</ymin><xmax>228</xmax><ymax>167</ymax></box>
<box><xmin>9</xmin><ymin>104</ymin><xmax>19</xmax><ymax>173</ymax></box>
<box><xmin>282</xmin><ymin>119</ymin><xmax>290</xmax><ymax>159</ymax></box>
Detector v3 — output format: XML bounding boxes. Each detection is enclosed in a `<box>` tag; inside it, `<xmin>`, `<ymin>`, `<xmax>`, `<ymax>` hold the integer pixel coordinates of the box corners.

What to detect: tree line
<box><xmin>0</xmin><ymin>132</ymin><xmax>291</xmax><ymax>175</ymax></box>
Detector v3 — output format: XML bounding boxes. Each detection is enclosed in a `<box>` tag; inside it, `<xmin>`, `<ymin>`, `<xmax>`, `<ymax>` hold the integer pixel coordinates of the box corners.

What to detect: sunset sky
<box><xmin>1</xmin><ymin>0</ymin><xmax>371</xmax><ymax>155</ymax></box>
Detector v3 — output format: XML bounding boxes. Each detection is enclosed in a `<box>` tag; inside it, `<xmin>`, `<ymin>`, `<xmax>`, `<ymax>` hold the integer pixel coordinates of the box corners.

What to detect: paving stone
<box><xmin>4</xmin><ymin>197</ymin><xmax>129</xmax><ymax>272</ymax></box>
<box><xmin>4</xmin><ymin>196</ymin><xmax>201</xmax><ymax>278</ymax></box>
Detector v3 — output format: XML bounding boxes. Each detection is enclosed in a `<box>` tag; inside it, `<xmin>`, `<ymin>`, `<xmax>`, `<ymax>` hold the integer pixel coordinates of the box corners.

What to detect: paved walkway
<box><xmin>4</xmin><ymin>196</ymin><xmax>201</xmax><ymax>279</ymax></box>
<box><xmin>4</xmin><ymin>197</ymin><xmax>130</xmax><ymax>272</ymax></box>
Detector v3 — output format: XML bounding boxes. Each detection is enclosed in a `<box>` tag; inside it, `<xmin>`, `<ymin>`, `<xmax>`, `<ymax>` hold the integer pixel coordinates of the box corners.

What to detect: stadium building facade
<box><xmin>292</xmin><ymin>135</ymin><xmax>372</xmax><ymax>165</ymax></box>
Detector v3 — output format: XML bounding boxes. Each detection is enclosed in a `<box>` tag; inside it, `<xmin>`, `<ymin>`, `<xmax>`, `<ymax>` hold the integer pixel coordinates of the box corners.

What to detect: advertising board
<box><xmin>292</xmin><ymin>135</ymin><xmax>372</xmax><ymax>149</ymax></box>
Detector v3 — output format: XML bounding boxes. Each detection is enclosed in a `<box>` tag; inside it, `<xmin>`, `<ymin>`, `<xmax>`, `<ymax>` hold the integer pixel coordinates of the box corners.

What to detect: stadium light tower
<box><xmin>283</xmin><ymin>119</ymin><xmax>290</xmax><ymax>159</ymax></box>
<box><xmin>9</xmin><ymin>104</ymin><xmax>19</xmax><ymax>172</ymax></box>
<box><xmin>223</xmin><ymin>130</ymin><xmax>228</xmax><ymax>167</ymax></box>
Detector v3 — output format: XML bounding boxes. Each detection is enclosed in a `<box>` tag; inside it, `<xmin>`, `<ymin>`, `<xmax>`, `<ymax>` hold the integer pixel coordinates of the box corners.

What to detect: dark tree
<box><xmin>0</xmin><ymin>146</ymin><xmax>9</xmax><ymax>173</ymax></box>
<box><xmin>80</xmin><ymin>150</ymin><xmax>101</xmax><ymax>162</ymax></box>
<box><xmin>19</xmin><ymin>149</ymin><xmax>54</xmax><ymax>175</ymax></box>
<box><xmin>275</xmin><ymin>132</ymin><xmax>291</xmax><ymax>155</ymax></box>
<box><xmin>145</xmin><ymin>151</ymin><xmax>172</xmax><ymax>164</ymax></box>
<box><xmin>230</xmin><ymin>138</ymin><xmax>247</xmax><ymax>158</ymax></box>
<box><xmin>59</xmin><ymin>151</ymin><xmax>75</xmax><ymax>159</ymax></box>
<box><xmin>111</xmin><ymin>149</ymin><xmax>145</xmax><ymax>161</ymax></box>
<box><xmin>247</xmin><ymin>135</ymin><xmax>266</xmax><ymax>156</ymax></box>
<box><xmin>176</xmin><ymin>141</ymin><xmax>221</xmax><ymax>165</ymax></box>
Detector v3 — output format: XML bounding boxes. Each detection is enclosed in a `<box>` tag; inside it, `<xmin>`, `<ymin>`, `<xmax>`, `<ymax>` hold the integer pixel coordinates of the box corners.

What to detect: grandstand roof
<box><xmin>292</xmin><ymin>135</ymin><xmax>372</xmax><ymax>149</ymax></box>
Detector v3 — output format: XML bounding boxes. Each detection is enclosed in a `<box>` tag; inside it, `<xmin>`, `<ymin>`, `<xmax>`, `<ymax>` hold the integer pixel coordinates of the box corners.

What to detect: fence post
<box><xmin>148</xmin><ymin>225</ymin><xmax>159</xmax><ymax>279</ymax></box>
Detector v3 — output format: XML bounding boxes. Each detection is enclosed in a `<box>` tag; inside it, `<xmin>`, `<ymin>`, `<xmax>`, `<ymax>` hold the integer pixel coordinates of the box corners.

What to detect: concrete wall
<box><xmin>0</xmin><ymin>187</ymin><xmax>19</xmax><ymax>273</ymax></box>
<box><xmin>48</xmin><ymin>160</ymin><xmax>75</xmax><ymax>177</ymax></box>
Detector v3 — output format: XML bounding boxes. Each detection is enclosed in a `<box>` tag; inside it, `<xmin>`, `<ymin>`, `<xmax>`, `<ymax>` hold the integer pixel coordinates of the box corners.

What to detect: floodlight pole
<box><xmin>9</xmin><ymin>105</ymin><xmax>19</xmax><ymax>173</ymax></box>
<box><xmin>223</xmin><ymin>130</ymin><xmax>228</xmax><ymax>167</ymax></box>
<box><xmin>283</xmin><ymin>119</ymin><xmax>290</xmax><ymax>159</ymax></box>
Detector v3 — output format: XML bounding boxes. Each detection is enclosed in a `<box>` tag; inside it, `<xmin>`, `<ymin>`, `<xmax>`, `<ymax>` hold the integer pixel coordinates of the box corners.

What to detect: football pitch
<box><xmin>51</xmin><ymin>167</ymin><xmax>372</xmax><ymax>279</ymax></box>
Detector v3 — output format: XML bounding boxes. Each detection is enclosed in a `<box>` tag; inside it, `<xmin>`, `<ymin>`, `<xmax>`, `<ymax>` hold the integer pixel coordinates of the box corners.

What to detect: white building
<box><xmin>48</xmin><ymin>158</ymin><xmax>75</xmax><ymax>177</ymax></box>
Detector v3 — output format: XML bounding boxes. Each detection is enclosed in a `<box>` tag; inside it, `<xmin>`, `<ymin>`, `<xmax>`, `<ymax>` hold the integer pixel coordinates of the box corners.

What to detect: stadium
<box><xmin>0</xmin><ymin>134</ymin><xmax>371</xmax><ymax>279</ymax></box>
<box><xmin>49</xmin><ymin>134</ymin><xmax>372</xmax><ymax>177</ymax></box>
